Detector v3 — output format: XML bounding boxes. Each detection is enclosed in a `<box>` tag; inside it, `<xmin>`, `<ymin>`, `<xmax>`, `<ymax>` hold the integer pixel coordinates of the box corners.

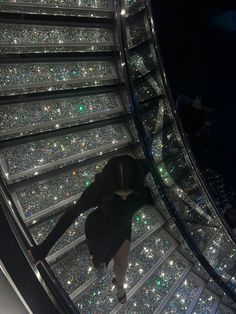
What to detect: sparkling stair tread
<box><xmin>0</xmin><ymin>0</ymin><xmax>114</xmax><ymax>18</ymax></box>
<box><xmin>2</xmin><ymin>123</ymin><xmax>131</xmax><ymax>182</ymax></box>
<box><xmin>0</xmin><ymin>23</ymin><xmax>115</xmax><ymax>54</ymax></box>
<box><xmin>0</xmin><ymin>60</ymin><xmax>118</xmax><ymax>96</ymax></box>
<box><xmin>161</xmin><ymin>271</ymin><xmax>203</xmax><ymax>313</ymax></box>
<box><xmin>74</xmin><ymin>229</ymin><xmax>174</xmax><ymax>312</ymax></box>
<box><xmin>0</xmin><ymin>92</ymin><xmax>123</xmax><ymax>140</ymax></box>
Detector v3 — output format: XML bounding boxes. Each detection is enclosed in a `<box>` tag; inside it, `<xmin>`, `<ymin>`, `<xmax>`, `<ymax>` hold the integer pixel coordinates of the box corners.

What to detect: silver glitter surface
<box><xmin>51</xmin><ymin>219</ymin><xmax>167</xmax><ymax>298</ymax></box>
<box><xmin>120</xmin><ymin>251</ymin><xmax>187</xmax><ymax>313</ymax></box>
<box><xmin>192</xmin><ymin>289</ymin><xmax>216</xmax><ymax>313</ymax></box>
<box><xmin>129</xmin><ymin>45</ymin><xmax>156</xmax><ymax>79</ymax></box>
<box><xmin>152</xmin><ymin>125</ymin><xmax>181</xmax><ymax>164</ymax></box>
<box><xmin>51</xmin><ymin>241</ymin><xmax>94</xmax><ymax>294</ymax></box>
<box><xmin>161</xmin><ymin>272</ymin><xmax>202</xmax><ymax>313</ymax></box>
<box><xmin>2</xmin><ymin>123</ymin><xmax>130</xmax><ymax>178</ymax></box>
<box><xmin>134</xmin><ymin>74</ymin><xmax>163</xmax><ymax>102</ymax></box>
<box><xmin>193</xmin><ymin>261</ymin><xmax>209</xmax><ymax>280</ymax></box>
<box><xmin>142</xmin><ymin>99</ymin><xmax>165</xmax><ymax>135</ymax></box>
<box><xmin>0</xmin><ymin>93</ymin><xmax>123</xmax><ymax>139</ymax></box>
<box><xmin>15</xmin><ymin>160</ymin><xmax>106</xmax><ymax>218</ymax></box>
<box><xmin>0</xmin><ymin>61</ymin><xmax>117</xmax><ymax>96</ymax></box>
<box><xmin>0</xmin><ymin>0</ymin><xmax>111</xmax><ymax>9</ymax></box>
<box><xmin>124</xmin><ymin>0</ymin><xmax>145</xmax><ymax>15</ymax></box>
<box><xmin>126</xmin><ymin>16</ymin><xmax>149</xmax><ymax>48</ymax></box>
<box><xmin>30</xmin><ymin>209</ymin><xmax>94</xmax><ymax>254</ymax></box>
<box><xmin>0</xmin><ymin>24</ymin><xmax>113</xmax><ymax>54</ymax></box>
<box><xmin>76</xmin><ymin>230</ymin><xmax>174</xmax><ymax>313</ymax></box>
<box><xmin>131</xmin><ymin>206</ymin><xmax>162</xmax><ymax>242</ymax></box>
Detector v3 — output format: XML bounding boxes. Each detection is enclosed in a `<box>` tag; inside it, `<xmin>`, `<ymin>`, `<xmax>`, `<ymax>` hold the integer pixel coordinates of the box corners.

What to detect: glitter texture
<box><xmin>134</xmin><ymin>73</ymin><xmax>163</xmax><ymax>102</ymax></box>
<box><xmin>0</xmin><ymin>0</ymin><xmax>112</xmax><ymax>18</ymax></box>
<box><xmin>152</xmin><ymin>125</ymin><xmax>181</xmax><ymax>164</ymax></box>
<box><xmin>124</xmin><ymin>0</ymin><xmax>145</xmax><ymax>15</ymax></box>
<box><xmin>161</xmin><ymin>272</ymin><xmax>202</xmax><ymax>313</ymax></box>
<box><xmin>52</xmin><ymin>218</ymin><xmax>166</xmax><ymax>297</ymax></box>
<box><xmin>2</xmin><ymin>124</ymin><xmax>131</xmax><ymax>180</ymax></box>
<box><xmin>15</xmin><ymin>160</ymin><xmax>106</xmax><ymax>218</ymax></box>
<box><xmin>30</xmin><ymin>208</ymin><xmax>94</xmax><ymax>255</ymax></box>
<box><xmin>142</xmin><ymin>99</ymin><xmax>166</xmax><ymax>134</ymax></box>
<box><xmin>126</xmin><ymin>16</ymin><xmax>149</xmax><ymax>48</ymax></box>
<box><xmin>0</xmin><ymin>24</ymin><xmax>114</xmax><ymax>54</ymax></box>
<box><xmin>0</xmin><ymin>93</ymin><xmax>123</xmax><ymax>139</ymax></box>
<box><xmin>0</xmin><ymin>61</ymin><xmax>117</xmax><ymax>96</ymax></box>
<box><xmin>0</xmin><ymin>0</ymin><xmax>111</xmax><ymax>7</ymax></box>
<box><xmin>76</xmin><ymin>230</ymin><xmax>174</xmax><ymax>312</ymax></box>
<box><xmin>129</xmin><ymin>45</ymin><xmax>156</xmax><ymax>79</ymax></box>
<box><xmin>193</xmin><ymin>289</ymin><xmax>216</xmax><ymax>313</ymax></box>
<box><xmin>120</xmin><ymin>251</ymin><xmax>187</xmax><ymax>313</ymax></box>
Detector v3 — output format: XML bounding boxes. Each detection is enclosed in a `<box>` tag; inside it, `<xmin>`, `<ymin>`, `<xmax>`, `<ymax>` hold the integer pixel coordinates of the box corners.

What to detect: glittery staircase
<box><xmin>1</xmin><ymin>1</ymin><xmax>236</xmax><ymax>314</ymax></box>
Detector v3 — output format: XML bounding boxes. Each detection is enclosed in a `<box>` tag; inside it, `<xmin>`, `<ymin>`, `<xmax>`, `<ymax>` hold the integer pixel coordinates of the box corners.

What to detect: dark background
<box><xmin>150</xmin><ymin>2</ymin><xmax>236</xmax><ymax>190</ymax></box>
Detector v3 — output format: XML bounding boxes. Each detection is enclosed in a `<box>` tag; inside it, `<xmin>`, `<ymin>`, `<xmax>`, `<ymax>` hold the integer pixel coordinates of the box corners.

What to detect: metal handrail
<box><xmin>0</xmin><ymin>173</ymin><xmax>79</xmax><ymax>313</ymax></box>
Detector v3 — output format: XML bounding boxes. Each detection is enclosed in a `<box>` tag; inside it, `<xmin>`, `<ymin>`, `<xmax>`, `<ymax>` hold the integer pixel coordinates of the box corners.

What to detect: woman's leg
<box><xmin>113</xmin><ymin>239</ymin><xmax>130</xmax><ymax>288</ymax></box>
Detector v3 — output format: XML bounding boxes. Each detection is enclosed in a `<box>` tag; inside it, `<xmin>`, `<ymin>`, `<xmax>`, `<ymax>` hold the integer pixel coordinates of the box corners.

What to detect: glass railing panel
<box><xmin>122</xmin><ymin>0</ymin><xmax>236</xmax><ymax>302</ymax></box>
<box><xmin>0</xmin><ymin>60</ymin><xmax>118</xmax><ymax>96</ymax></box>
<box><xmin>133</xmin><ymin>73</ymin><xmax>163</xmax><ymax>103</ymax></box>
<box><xmin>126</xmin><ymin>15</ymin><xmax>149</xmax><ymax>48</ymax></box>
<box><xmin>124</xmin><ymin>0</ymin><xmax>145</xmax><ymax>15</ymax></box>
<box><xmin>129</xmin><ymin>44</ymin><xmax>157</xmax><ymax>79</ymax></box>
<box><xmin>0</xmin><ymin>24</ymin><xmax>114</xmax><ymax>54</ymax></box>
<box><xmin>0</xmin><ymin>92</ymin><xmax>124</xmax><ymax>140</ymax></box>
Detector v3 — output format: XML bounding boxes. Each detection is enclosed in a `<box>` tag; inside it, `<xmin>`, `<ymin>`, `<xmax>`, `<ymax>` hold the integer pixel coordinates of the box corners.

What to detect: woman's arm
<box><xmin>29</xmin><ymin>176</ymin><xmax>103</xmax><ymax>262</ymax></box>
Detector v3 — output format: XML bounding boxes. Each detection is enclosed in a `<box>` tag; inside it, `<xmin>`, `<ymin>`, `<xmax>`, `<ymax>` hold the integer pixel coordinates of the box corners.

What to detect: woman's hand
<box><xmin>28</xmin><ymin>249</ymin><xmax>42</xmax><ymax>266</ymax></box>
<box><xmin>28</xmin><ymin>243</ymin><xmax>48</xmax><ymax>266</ymax></box>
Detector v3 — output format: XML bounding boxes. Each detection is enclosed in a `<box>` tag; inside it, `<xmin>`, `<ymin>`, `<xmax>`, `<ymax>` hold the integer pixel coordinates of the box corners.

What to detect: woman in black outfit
<box><xmin>29</xmin><ymin>154</ymin><xmax>154</xmax><ymax>303</ymax></box>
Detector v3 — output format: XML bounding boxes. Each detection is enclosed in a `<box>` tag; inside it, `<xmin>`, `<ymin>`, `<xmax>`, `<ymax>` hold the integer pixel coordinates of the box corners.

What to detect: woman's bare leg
<box><xmin>113</xmin><ymin>240</ymin><xmax>130</xmax><ymax>288</ymax></box>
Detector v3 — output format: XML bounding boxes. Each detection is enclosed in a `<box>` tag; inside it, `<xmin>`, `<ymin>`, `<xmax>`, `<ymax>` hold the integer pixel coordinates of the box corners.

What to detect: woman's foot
<box><xmin>95</xmin><ymin>263</ymin><xmax>106</xmax><ymax>277</ymax></box>
<box><xmin>112</xmin><ymin>277</ymin><xmax>127</xmax><ymax>304</ymax></box>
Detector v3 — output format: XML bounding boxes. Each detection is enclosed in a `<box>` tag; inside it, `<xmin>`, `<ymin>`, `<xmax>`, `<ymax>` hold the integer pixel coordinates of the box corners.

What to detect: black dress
<box><xmin>31</xmin><ymin>159</ymin><xmax>154</xmax><ymax>267</ymax></box>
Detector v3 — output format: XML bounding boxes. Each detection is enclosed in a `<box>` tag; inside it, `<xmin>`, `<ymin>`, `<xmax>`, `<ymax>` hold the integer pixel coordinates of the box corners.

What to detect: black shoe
<box><xmin>112</xmin><ymin>277</ymin><xmax>127</xmax><ymax>304</ymax></box>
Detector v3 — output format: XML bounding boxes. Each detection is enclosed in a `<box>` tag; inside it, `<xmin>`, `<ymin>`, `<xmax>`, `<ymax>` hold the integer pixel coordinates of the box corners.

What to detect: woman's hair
<box><xmin>97</xmin><ymin>154</ymin><xmax>145</xmax><ymax>201</ymax></box>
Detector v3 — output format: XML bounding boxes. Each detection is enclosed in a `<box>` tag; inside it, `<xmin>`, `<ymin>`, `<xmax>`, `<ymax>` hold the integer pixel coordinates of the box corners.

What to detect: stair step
<box><xmin>32</xmin><ymin>206</ymin><xmax>161</xmax><ymax>262</ymax></box>
<box><xmin>129</xmin><ymin>44</ymin><xmax>157</xmax><ymax>79</ymax></box>
<box><xmin>0</xmin><ymin>60</ymin><xmax>119</xmax><ymax>96</ymax></box>
<box><xmin>74</xmin><ymin>229</ymin><xmax>176</xmax><ymax>312</ymax></box>
<box><xmin>0</xmin><ymin>23</ymin><xmax>115</xmax><ymax>54</ymax></box>
<box><xmin>0</xmin><ymin>0</ymin><xmax>114</xmax><ymax>18</ymax></box>
<box><xmin>192</xmin><ymin>288</ymin><xmax>219</xmax><ymax>313</ymax></box>
<box><xmin>1</xmin><ymin>123</ymin><xmax>132</xmax><ymax>183</ymax></box>
<box><xmin>0</xmin><ymin>92</ymin><xmax>124</xmax><ymax>140</ymax></box>
<box><xmin>112</xmin><ymin>250</ymin><xmax>189</xmax><ymax>314</ymax></box>
<box><xmin>13</xmin><ymin>158</ymin><xmax>107</xmax><ymax>221</ymax></box>
<box><xmin>49</xmin><ymin>209</ymin><xmax>163</xmax><ymax>296</ymax></box>
<box><xmin>29</xmin><ymin>209</ymin><xmax>93</xmax><ymax>256</ymax></box>
<box><xmin>160</xmin><ymin>271</ymin><xmax>203</xmax><ymax>313</ymax></box>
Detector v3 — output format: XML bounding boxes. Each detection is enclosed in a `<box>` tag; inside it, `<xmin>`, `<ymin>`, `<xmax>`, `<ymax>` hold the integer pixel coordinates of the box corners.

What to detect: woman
<box><xmin>29</xmin><ymin>154</ymin><xmax>154</xmax><ymax>303</ymax></box>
